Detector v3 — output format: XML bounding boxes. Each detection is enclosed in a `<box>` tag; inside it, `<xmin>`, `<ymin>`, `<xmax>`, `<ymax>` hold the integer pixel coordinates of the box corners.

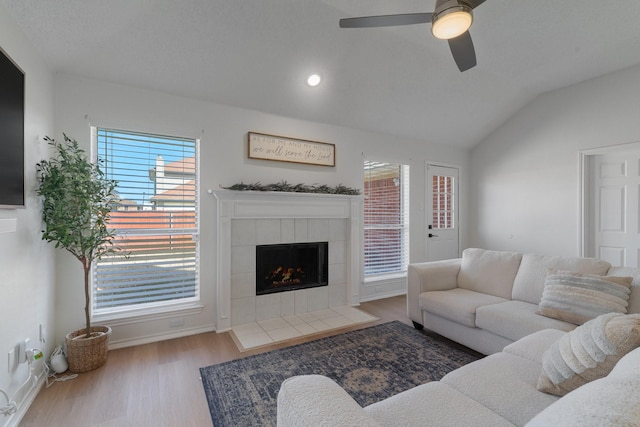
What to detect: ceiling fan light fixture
<box><xmin>431</xmin><ymin>5</ymin><xmax>473</xmax><ymax>40</ymax></box>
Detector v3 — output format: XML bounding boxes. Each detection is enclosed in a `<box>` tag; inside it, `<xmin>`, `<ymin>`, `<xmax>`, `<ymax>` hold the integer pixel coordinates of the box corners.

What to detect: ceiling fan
<box><xmin>339</xmin><ymin>0</ymin><xmax>486</xmax><ymax>72</ymax></box>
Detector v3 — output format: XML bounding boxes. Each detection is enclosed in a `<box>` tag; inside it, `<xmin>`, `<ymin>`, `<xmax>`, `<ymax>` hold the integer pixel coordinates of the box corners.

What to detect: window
<box><xmin>92</xmin><ymin>127</ymin><xmax>199</xmax><ymax>315</ymax></box>
<box><xmin>363</xmin><ymin>161</ymin><xmax>410</xmax><ymax>277</ymax></box>
<box><xmin>432</xmin><ymin>174</ymin><xmax>454</xmax><ymax>229</ymax></box>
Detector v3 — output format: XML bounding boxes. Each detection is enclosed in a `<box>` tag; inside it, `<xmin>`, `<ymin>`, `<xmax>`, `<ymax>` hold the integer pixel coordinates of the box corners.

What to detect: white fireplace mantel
<box><xmin>212</xmin><ymin>190</ymin><xmax>363</xmax><ymax>332</ymax></box>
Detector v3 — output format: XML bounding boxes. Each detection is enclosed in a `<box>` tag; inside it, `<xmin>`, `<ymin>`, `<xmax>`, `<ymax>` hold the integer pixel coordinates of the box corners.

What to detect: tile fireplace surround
<box><xmin>213</xmin><ymin>190</ymin><xmax>363</xmax><ymax>332</ymax></box>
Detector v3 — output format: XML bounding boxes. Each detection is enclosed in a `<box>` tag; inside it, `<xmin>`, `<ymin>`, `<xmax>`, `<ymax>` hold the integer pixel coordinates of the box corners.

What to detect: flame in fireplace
<box><xmin>265</xmin><ymin>266</ymin><xmax>306</xmax><ymax>287</ymax></box>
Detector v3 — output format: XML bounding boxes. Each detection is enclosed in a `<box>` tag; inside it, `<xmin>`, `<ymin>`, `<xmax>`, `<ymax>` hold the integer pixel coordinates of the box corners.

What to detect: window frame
<box><xmin>90</xmin><ymin>126</ymin><xmax>202</xmax><ymax>322</ymax></box>
<box><xmin>432</xmin><ymin>174</ymin><xmax>455</xmax><ymax>230</ymax></box>
<box><xmin>363</xmin><ymin>160</ymin><xmax>410</xmax><ymax>281</ymax></box>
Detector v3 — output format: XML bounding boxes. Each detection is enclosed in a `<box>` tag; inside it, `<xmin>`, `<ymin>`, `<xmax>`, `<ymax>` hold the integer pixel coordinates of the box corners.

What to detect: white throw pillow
<box><xmin>537</xmin><ymin>312</ymin><xmax>640</xmax><ymax>396</ymax></box>
<box><xmin>527</xmin><ymin>348</ymin><xmax>640</xmax><ymax>427</ymax></box>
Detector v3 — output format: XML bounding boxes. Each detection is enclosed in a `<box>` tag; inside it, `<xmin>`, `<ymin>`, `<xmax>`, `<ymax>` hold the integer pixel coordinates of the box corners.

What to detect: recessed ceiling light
<box><xmin>307</xmin><ymin>74</ymin><xmax>321</xmax><ymax>87</ymax></box>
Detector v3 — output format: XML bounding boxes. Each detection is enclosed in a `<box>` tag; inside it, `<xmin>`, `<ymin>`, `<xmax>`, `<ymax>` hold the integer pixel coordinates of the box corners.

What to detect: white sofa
<box><xmin>277</xmin><ymin>249</ymin><xmax>640</xmax><ymax>426</ymax></box>
<box><xmin>407</xmin><ymin>248</ymin><xmax>640</xmax><ymax>355</ymax></box>
<box><xmin>277</xmin><ymin>328</ymin><xmax>640</xmax><ymax>426</ymax></box>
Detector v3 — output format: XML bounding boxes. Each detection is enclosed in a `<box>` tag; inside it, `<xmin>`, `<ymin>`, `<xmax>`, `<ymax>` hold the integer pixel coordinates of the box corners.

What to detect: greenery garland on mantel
<box><xmin>222</xmin><ymin>181</ymin><xmax>361</xmax><ymax>195</ymax></box>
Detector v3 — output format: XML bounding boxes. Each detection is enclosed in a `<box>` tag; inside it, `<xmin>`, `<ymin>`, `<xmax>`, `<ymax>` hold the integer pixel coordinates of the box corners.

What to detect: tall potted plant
<box><xmin>36</xmin><ymin>134</ymin><xmax>122</xmax><ymax>373</ymax></box>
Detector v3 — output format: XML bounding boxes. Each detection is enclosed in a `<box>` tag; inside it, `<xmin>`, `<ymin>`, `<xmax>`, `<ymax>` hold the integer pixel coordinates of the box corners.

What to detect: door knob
<box><xmin>428</xmin><ymin>233</ymin><xmax>438</xmax><ymax>238</ymax></box>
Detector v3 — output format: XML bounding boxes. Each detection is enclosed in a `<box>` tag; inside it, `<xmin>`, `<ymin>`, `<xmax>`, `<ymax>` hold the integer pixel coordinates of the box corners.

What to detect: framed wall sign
<box><xmin>248</xmin><ymin>132</ymin><xmax>335</xmax><ymax>167</ymax></box>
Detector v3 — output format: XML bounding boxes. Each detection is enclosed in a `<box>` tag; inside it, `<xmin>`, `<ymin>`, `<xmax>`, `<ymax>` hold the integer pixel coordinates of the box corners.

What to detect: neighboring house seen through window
<box><xmin>363</xmin><ymin>160</ymin><xmax>410</xmax><ymax>277</ymax></box>
<box><xmin>92</xmin><ymin>127</ymin><xmax>199</xmax><ymax>315</ymax></box>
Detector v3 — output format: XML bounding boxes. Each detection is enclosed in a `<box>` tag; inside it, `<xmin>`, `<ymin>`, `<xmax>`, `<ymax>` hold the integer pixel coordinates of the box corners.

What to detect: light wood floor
<box><xmin>20</xmin><ymin>296</ymin><xmax>414</xmax><ymax>427</ymax></box>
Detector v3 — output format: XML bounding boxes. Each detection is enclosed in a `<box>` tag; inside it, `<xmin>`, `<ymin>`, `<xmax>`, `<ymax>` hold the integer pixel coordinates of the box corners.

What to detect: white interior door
<box><xmin>426</xmin><ymin>163</ymin><xmax>459</xmax><ymax>261</ymax></box>
<box><xmin>591</xmin><ymin>151</ymin><xmax>640</xmax><ymax>267</ymax></box>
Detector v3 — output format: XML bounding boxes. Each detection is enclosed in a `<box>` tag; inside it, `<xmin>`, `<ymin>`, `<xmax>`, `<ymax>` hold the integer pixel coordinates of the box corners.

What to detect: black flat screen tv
<box><xmin>0</xmin><ymin>47</ymin><xmax>25</xmax><ymax>208</ymax></box>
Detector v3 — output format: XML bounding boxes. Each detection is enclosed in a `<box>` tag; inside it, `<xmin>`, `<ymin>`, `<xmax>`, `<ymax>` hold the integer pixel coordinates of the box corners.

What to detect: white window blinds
<box><xmin>363</xmin><ymin>161</ymin><xmax>410</xmax><ymax>276</ymax></box>
<box><xmin>92</xmin><ymin>128</ymin><xmax>199</xmax><ymax>313</ymax></box>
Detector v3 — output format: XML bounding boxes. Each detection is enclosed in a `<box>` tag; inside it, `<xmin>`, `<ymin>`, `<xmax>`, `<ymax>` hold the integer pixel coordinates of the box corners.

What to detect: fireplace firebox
<box><xmin>256</xmin><ymin>242</ymin><xmax>328</xmax><ymax>295</ymax></box>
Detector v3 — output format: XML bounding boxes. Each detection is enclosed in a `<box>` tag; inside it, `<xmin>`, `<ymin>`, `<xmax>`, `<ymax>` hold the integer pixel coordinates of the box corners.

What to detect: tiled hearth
<box><xmin>231</xmin><ymin>305</ymin><xmax>377</xmax><ymax>351</ymax></box>
<box><xmin>213</xmin><ymin>190</ymin><xmax>364</xmax><ymax>332</ymax></box>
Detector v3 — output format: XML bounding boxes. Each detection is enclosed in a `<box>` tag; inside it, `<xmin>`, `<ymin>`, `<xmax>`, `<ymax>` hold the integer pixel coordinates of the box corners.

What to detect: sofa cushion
<box><xmin>419</xmin><ymin>288</ymin><xmax>508</xmax><ymax>328</ymax></box>
<box><xmin>476</xmin><ymin>300</ymin><xmax>575</xmax><ymax>342</ymax></box>
<box><xmin>457</xmin><ymin>248</ymin><xmax>522</xmax><ymax>299</ymax></box>
<box><xmin>503</xmin><ymin>328</ymin><xmax>567</xmax><ymax>364</ymax></box>
<box><xmin>537</xmin><ymin>313</ymin><xmax>640</xmax><ymax>396</ymax></box>
<box><xmin>441</xmin><ymin>352</ymin><xmax>559</xmax><ymax>426</ymax></box>
<box><xmin>512</xmin><ymin>253</ymin><xmax>611</xmax><ymax>305</ymax></box>
<box><xmin>537</xmin><ymin>271</ymin><xmax>632</xmax><ymax>325</ymax></box>
<box><xmin>527</xmin><ymin>347</ymin><xmax>640</xmax><ymax>427</ymax></box>
<box><xmin>364</xmin><ymin>381</ymin><xmax>514</xmax><ymax>427</ymax></box>
<box><xmin>608</xmin><ymin>266</ymin><xmax>640</xmax><ymax>314</ymax></box>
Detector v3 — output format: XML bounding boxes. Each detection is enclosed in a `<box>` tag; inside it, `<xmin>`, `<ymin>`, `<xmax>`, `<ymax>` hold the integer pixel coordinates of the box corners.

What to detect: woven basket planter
<box><xmin>65</xmin><ymin>325</ymin><xmax>112</xmax><ymax>373</ymax></box>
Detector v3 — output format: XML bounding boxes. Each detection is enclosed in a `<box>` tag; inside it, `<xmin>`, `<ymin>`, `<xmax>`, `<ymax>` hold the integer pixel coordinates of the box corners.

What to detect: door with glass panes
<box><xmin>426</xmin><ymin>163</ymin><xmax>459</xmax><ymax>261</ymax></box>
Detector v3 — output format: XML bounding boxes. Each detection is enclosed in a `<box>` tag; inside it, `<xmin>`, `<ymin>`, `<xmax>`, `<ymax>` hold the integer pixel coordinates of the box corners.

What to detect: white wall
<box><xmin>53</xmin><ymin>74</ymin><xmax>469</xmax><ymax>347</ymax></box>
<box><xmin>0</xmin><ymin>5</ymin><xmax>55</xmax><ymax>426</ymax></box>
<box><xmin>470</xmin><ymin>63</ymin><xmax>640</xmax><ymax>256</ymax></box>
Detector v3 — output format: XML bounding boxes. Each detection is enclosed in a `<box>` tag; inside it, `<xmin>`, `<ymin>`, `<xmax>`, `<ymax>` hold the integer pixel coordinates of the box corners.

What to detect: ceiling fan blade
<box><xmin>463</xmin><ymin>0</ymin><xmax>486</xmax><ymax>9</ymax></box>
<box><xmin>339</xmin><ymin>13</ymin><xmax>432</xmax><ymax>28</ymax></box>
<box><xmin>448</xmin><ymin>31</ymin><xmax>477</xmax><ymax>72</ymax></box>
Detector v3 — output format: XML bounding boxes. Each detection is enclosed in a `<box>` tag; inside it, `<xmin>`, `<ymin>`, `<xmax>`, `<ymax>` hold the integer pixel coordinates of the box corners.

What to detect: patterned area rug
<box><xmin>200</xmin><ymin>321</ymin><xmax>480</xmax><ymax>426</ymax></box>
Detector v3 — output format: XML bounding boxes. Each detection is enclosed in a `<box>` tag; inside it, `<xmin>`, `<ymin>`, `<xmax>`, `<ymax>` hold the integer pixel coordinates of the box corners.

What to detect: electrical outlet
<box><xmin>18</xmin><ymin>338</ymin><xmax>29</xmax><ymax>364</ymax></box>
<box><xmin>169</xmin><ymin>317</ymin><xmax>184</xmax><ymax>328</ymax></box>
<box><xmin>7</xmin><ymin>348</ymin><xmax>16</xmax><ymax>372</ymax></box>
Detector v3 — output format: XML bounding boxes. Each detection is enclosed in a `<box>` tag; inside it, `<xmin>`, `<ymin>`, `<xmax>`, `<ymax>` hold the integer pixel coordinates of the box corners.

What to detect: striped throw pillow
<box><xmin>536</xmin><ymin>270</ymin><xmax>632</xmax><ymax>325</ymax></box>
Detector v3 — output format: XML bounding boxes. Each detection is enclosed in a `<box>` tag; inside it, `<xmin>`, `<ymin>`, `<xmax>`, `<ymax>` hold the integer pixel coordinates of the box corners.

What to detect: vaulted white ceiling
<box><xmin>4</xmin><ymin>0</ymin><xmax>640</xmax><ymax>148</ymax></box>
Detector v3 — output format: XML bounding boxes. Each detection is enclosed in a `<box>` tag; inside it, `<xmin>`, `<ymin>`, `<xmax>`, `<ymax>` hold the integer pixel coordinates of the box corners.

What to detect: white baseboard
<box><xmin>359</xmin><ymin>290</ymin><xmax>406</xmax><ymax>303</ymax></box>
<box><xmin>108</xmin><ymin>323</ymin><xmax>216</xmax><ymax>350</ymax></box>
<box><xmin>4</xmin><ymin>375</ymin><xmax>45</xmax><ymax>427</ymax></box>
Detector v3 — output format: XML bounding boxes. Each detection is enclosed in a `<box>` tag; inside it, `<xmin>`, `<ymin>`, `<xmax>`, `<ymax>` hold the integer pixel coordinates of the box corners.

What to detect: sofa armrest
<box><xmin>277</xmin><ymin>375</ymin><xmax>381</xmax><ymax>427</ymax></box>
<box><xmin>407</xmin><ymin>258</ymin><xmax>461</xmax><ymax>324</ymax></box>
